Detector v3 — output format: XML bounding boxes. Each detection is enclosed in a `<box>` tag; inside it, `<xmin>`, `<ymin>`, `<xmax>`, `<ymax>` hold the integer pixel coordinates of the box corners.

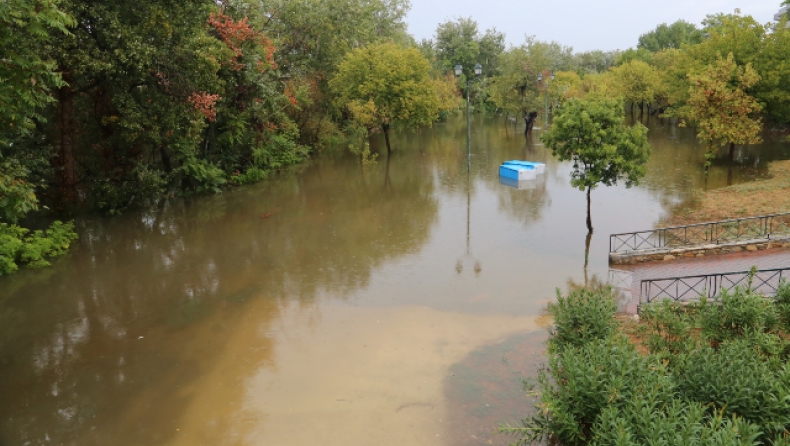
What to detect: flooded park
<box><xmin>2</xmin><ymin>114</ymin><xmax>790</xmax><ymax>445</ymax></box>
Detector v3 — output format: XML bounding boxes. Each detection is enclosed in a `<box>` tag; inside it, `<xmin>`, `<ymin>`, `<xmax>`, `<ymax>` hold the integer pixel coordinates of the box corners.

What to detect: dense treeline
<box><xmin>0</xmin><ymin>0</ymin><xmax>426</xmax><ymax>221</ymax></box>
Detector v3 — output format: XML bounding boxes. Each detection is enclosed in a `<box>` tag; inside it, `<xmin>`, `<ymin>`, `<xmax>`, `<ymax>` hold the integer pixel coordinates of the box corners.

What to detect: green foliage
<box><xmin>682</xmin><ymin>53</ymin><xmax>762</xmax><ymax>165</ymax></box>
<box><xmin>548</xmin><ymin>286</ymin><xmax>617</xmax><ymax>350</ymax></box>
<box><xmin>639</xmin><ymin>299</ymin><xmax>695</xmax><ymax>355</ymax></box>
<box><xmin>0</xmin><ymin>158</ymin><xmax>39</xmax><ymax>223</ymax></box>
<box><xmin>0</xmin><ymin>0</ymin><xmax>74</xmax><ymax>143</ymax></box>
<box><xmin>699</xmin><ymin>286</ymin><xmax>779</xmax><ymax>342</ymax></box>
<box><xmin>609</xmin><ymin>60</ymin><xmax>661</xmax><ymax>107</ymax></box>
<box><xmin>0</xmin><ymin>220</ymin><xmax>77</xmax><ymax>275</ymax></box>
<box><xmin>0</xmin><ymin>0</ymin><xmax>414</xmax><ymax>218</ymax></box>
<box><xmin>676</xmin><ymin>340</ymin><xmax>790</xmax><ymax>435</ymax></box>
<box><xmin>637</xmin><ymin>20</ymin><xmax>703</xmax><ymax>52</ymax></box>
<box><xmin>543</xmin><ymin>97</ymin><xmax>650</xmax><ymax>191</ymax></box>
<box><xmin>504</xmin><ymin>284</ymin><xmax>790</xmax><ymax>446</ymax></box>
<box><xmin>775</xmin><ymin>281</ymin><xmax>790</xmax><ymax>329</ymax></box>
<box><xmin>330</xmin><ymin>42</ymin><xmax>453</xmax><ymax>136</ymax></box>
<box><xmin>542</xmin><ymin>97</ymin><xmax>650</xmax><ymax>230</ymax></box>
<box><xmin>432</xmin><ymin>17</ymin><xmax>504</xmax><ymax>78</ymax></box>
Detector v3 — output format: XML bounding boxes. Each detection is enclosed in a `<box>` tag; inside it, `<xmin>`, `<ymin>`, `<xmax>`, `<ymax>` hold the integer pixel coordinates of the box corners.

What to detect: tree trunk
<box><xmin>729</xmin><ymin>142</ymin><xmax>735</xmax><ymax>163</ymax></box>
<box><xmin>382</xmin><ymin>123</ymin><xmax>392</xmax><ymax>154</ymax></box>
<box><xmin>523</xmin><ymin>111</ymin><xmax>538</xmax><ymax>135</ymax></box>
<box><xmin>56</xmin><ymin>68</ymin><xmax>77</xmax><ymax>204</ymax></box>
<box><xmin>160</xmin><ymin>145</ymin><xmax>172</xmax><ymax>173</ymax></box>
<box><xmin>586</xmin><ymin>185</ymin><xmax>593</xmax><ymax>232</ymax></box>
<box><xmin>584</xmin><ymin>230</ymin><xmax>592</xmax><ymax>287</ymax></box>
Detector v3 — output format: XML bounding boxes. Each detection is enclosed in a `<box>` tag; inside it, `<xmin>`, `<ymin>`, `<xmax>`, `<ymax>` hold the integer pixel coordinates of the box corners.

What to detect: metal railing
<box><xmin>640</xmin><ymin>267</ymin><xmax>790</xmax><ymax>305</ymax></box>
<box><xmin>610</xmin><ymin>212</ymin><xmax>790</xmax><ymax>254</ymax></box>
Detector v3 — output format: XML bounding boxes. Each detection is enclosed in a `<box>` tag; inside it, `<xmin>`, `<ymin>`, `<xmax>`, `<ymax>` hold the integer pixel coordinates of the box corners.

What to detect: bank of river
<box><xmin>1</xmin><ymin>115</ymin><xmax>788</xmax><ymax>445</ymax></box>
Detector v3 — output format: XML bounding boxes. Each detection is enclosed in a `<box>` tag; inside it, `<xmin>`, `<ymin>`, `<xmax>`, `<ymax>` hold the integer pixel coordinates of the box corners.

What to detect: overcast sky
<box><xmin>406</xmin><ymin>0</ymin><xmax>783</xmax><ymax>52</ymax></box>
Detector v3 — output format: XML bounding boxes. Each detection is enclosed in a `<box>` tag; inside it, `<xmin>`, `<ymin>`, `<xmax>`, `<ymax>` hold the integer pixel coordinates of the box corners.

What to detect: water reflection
<box><xmin>0</xmin><ymin>113</ymin><xmax>788</xmax><ymax>445</ymax></box>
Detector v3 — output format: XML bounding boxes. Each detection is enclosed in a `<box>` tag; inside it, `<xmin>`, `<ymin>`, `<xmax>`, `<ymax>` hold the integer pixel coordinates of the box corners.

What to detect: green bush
<box><xmin>675</xmin><ymin>340</ymin><xmax>790</xmax><ymax>436</ymax></box>
<box><xmin>503</xmin><ymin>286</ymin><xmax>790</xmax><ymax>446</ymax></box>
<box><xmin>548</xmin><ymin>286</ymin><xmax>617</xmax><ymax>351</ymax></box>
<box><xmin>0</xmin><ymin>221</ymin><xmax>78</xmax><ymax>275</ymax></box>
<box><xmin>699</xmin><ymin>286</ymin><xmax>779</xmax><ymax>342</ymax></box>
<box><xmin>639</xmin><ymin>299</ymin><xmax>696</xmax><ymax>356</ymax></box>
<box><xmin>775</xmin><ymin>281</ymin><xmax>790</xmax><ymax>330</ymax></box>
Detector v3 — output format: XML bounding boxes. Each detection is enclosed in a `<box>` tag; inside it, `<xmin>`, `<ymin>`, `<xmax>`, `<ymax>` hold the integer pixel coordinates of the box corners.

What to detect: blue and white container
<box><xmin>503</xmin><ymin>160</ymin><xmax>545</xmax><ymax>174</ymax></box>
<box><xmin>499</xmin><ymin>163</ymin><xmax>536</xmax><ymax>181</ymax></box>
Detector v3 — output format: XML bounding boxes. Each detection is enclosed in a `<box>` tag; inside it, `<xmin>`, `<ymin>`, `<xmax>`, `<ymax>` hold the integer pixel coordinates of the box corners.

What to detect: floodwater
<box><xmin>1</xmin><ymin>114</ymin><xmax>789</xmax><ymax>446</ymax></box>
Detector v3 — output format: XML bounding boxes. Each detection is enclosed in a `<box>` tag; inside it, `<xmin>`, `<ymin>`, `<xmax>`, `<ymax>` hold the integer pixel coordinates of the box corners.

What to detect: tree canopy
<box><xmin>637</xmin><ymin>20</ymin><xmax>703</xmax><ymax>52</ymax></box>
<box><xmin>330</xmin><ymin>42</ymin><xmax>458</xmax><ymax>153</ymax></box>
<box><xmin>542</xmin><ymin>98</ymin><xmax>650</xmax><ymax>232</ymax></box>
<box><xmin>682</xmin><ymin>53</ymin><xmax>762</xmax><ymax>165</ymax></box>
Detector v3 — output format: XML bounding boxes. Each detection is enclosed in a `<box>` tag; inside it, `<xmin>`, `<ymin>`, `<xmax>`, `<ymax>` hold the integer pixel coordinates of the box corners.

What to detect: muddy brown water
<box><xmin>1</xmin><ymin>114</ymin><xmax>789</xmax><ymax>446</ymax></box>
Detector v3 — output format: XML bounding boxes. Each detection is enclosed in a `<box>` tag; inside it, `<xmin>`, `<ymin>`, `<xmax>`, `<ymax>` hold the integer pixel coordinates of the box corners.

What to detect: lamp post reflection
<box><xmin>455</xmin><ymin>177</ymin><xmax>482</xmax><ymax>276</ymax></box>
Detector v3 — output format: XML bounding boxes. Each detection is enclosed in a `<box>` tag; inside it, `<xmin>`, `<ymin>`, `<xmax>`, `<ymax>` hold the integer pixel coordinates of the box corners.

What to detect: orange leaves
<box><xmin>284</xmin><ymin>87</ymin><xmax>298</xmax><ymax>107</ymax></box>
<box><xmin>208</xmin><ymin>11</ymin><xmax>278</xmax><ymax>72</ymax></box>
<box><xmin>188</xmin><ymin>92</ymin><xmax>221</xmax><ymax>122</ymax></box>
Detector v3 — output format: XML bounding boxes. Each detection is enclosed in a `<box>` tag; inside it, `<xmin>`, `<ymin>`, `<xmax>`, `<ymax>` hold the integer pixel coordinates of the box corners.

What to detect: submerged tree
<box><xmin>682</xmin><ymin>53</ymin><xmax>762</xmax><ymax>166</ymax></box>
<box><xmin>542</xmin><ymin>98</ymin><xmax>650</xmax><ymax>232</ymax></box>
<box><xmin>330</xmin><ymin>42</ymin><xmax>457</xmax><ymax>153</ymax></box>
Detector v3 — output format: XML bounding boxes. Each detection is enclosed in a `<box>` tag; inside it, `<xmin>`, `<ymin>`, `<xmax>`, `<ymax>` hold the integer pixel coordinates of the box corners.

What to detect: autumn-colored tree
<box><xmin>330</xmin><ymin>42</ymin><xmax>456</xmax><ymax>153</ymax></box>
<box><xmin>682</xmin><ymin>53</ymin><xmax>762</xmax><ymax>165</ymax></box>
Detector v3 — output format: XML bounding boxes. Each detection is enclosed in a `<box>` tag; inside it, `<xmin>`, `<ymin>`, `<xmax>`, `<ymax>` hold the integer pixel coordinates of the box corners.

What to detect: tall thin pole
<box><xmin>466</xmin><ymin>79</ymin><xmax>471</xmax><ymax>173</ymax></box>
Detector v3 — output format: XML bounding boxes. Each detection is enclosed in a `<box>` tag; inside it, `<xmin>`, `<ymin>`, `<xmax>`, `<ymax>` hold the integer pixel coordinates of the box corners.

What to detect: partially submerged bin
<box><xmin>499</xmin><ymin>177</ymin><xmax>536</xmax><ymax>190</ymax></box>
<box><xmin>503</xmin><ymin>160</ymin><xmax>545</xmax><ymax>174</ymax></box>
<box><xmin>499</xmin><ymin>163</ymin><xmax>536</xmax><ymax>181</ymax></box>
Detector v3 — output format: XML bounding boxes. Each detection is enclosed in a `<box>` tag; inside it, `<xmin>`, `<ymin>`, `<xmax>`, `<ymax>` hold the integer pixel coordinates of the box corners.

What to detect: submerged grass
<box><xmin>501</xmin><ymin>283</ymin><xmax>790</xmax><ymax>446</ymax></box>
<box><xmin>666</xmin><ymin>160</ymin><xmax>790</xmax><ymax>226</ymax></box>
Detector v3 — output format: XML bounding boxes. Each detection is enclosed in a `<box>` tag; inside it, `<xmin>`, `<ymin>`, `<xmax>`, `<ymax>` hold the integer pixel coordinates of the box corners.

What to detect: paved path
<box><xmin>609</xmin><ymin>248</ymin><xmax>790</xmax><ymax>313</ymax></box>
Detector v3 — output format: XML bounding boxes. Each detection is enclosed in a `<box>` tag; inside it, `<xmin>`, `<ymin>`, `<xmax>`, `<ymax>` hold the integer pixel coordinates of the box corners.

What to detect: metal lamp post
<box><xmin>537</xmin><ymin>71</ymin><xmax>555</xmax><ymax>128</ymax></box>
<box><xmin>455</xmin><ymin>63</ymin><xmax>483</xmax><ymax>172</ymax></box>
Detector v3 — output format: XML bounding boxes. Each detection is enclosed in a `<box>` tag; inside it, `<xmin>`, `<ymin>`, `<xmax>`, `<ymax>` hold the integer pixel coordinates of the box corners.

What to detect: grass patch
<box><xmin>666</xmin><ymin>160</ymin><xmax>790</xmax><ymax>226</ymax></box>
<box><xmin>501</xmin><ymin>284</ymin><xmax>790</xmax><ymax>446</ymax></box>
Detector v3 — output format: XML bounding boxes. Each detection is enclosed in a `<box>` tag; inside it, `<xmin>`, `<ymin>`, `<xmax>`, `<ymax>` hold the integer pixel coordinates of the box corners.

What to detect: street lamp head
<box><xmin>454</xmin><ymin>64</ymin><xmax>463</xmax><ymax>77</ymax></box>
<box><xmin>474</xmin><ymin>63</ymin><xmax>482</xmax><ymax>76</ymax></box>
<box><xmin>537</xmin><ymin>73</ymin><xmax>543</xmax><ymax>82</ymax></box>
<box><xmin>550</xmin><ymin>71</ymin><xmax>555</xmax><ymax>81</ymax></box>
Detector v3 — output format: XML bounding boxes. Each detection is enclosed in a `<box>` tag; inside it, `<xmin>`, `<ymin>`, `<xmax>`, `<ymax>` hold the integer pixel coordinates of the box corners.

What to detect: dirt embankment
<box><xmin>665</xmin><ymin>160</ymin><xmax>790</xmax><ymax>226</ymax></box>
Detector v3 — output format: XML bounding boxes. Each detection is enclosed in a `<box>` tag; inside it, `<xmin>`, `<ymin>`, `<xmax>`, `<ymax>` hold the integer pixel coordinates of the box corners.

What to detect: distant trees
<box><xmin>610</xmin><ymin>60</ymin><xmax>661</xmax><ymax>115</ymax></box>
<box><xmin>542</xmin><ymin>98</ymin><xmax>650</xmax><ymax>232</ymax></box>
<box><xmin>637</xmin><ymin>20</ymin><xmax>703</xmax><ymax>52</ymax></box>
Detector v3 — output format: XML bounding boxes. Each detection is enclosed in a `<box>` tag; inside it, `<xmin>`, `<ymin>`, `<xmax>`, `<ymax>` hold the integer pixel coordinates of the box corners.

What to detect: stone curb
<box><xmin>610</xmin><ymin>237</ymin><xmax>790</xmax><ymax>265</ymax></box>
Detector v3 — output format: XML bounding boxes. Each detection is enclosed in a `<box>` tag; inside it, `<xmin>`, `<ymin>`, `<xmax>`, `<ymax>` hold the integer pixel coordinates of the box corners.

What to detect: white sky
<box><xmin>406</xmin><ymin>0</ymin><xmax>783</xmax><ymax>52</ymax></box>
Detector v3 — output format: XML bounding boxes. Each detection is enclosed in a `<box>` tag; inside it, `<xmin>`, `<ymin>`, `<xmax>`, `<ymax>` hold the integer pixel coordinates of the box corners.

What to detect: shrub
<box><xmin>548</xmin><ymin>286</ymin><xmax>617</xmax><ymax>351</ymax></box>
<box><xmin>775</xmin><ymin>281</ymin><xmax>790</xmax><ymax>330</ymax></box>
<box><xmin>675</xmin><ymin>339</ymin><xmax>790</xmax><ymax>437</ymax></box>
<box><xmin>503</xmin><ymin>284</ymin><xmax>790</xmax><ymax>446</ymax></box>
<box><xmin>699</xmin><ymin>286</ymin><xmax>779</xmax><ymax>342</ymax></box>
<box><xmin>639</xmin><ymin>299</ymin><xmax>697</xmax><ymax>356</ymax></box>
<box><xmin>0</xmin><ymin>221</ymin><xmax>78</xmax><ymax>275</ymax></box>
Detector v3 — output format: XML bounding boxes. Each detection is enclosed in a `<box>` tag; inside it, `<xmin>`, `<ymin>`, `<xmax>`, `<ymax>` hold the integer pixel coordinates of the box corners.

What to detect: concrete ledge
<box><xmin>610</xmin><ymin>237</ymin><xmax>790</xmax><ymax>265</ymax></box>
